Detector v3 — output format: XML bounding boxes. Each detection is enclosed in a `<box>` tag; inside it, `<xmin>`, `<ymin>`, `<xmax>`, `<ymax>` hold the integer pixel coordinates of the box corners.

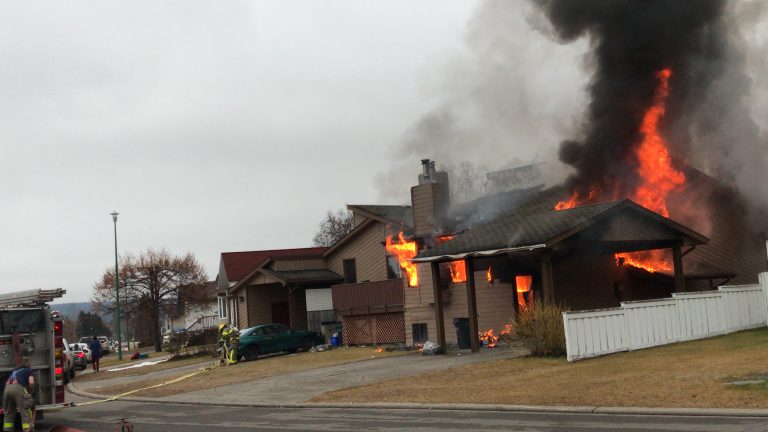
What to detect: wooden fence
<box><xmin>563</xmin><ymin>272</ymin><xmax>768</xmax><ymax>362</ymax></box>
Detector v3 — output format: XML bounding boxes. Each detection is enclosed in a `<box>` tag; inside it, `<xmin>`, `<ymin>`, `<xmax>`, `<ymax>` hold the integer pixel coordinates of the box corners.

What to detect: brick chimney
<box><xmin>411</xmin><ymin>159</ymin><xmax>450</xmax><ymax>236</ymax></box>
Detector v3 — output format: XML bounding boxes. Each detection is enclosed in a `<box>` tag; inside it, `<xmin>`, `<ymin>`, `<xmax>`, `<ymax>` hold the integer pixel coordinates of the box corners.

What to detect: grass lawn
<box><xmin>99</xmin><ymin>348</ymin><xmax>167</xmax><ymax>368</ymax></box>
<box><xmin>75</xmin><ymin>353</ymin><xmax>214</xmax><ymax>383</ymax></box>
<box><xmin>312</xmin><ymin>329</ymin><xmax>768</xmax><ymax>409</ymax></box>
<box><xmin>91</xmin><ymin>347</ymin><xmax>413</xmax><ymax>398</ymax></box>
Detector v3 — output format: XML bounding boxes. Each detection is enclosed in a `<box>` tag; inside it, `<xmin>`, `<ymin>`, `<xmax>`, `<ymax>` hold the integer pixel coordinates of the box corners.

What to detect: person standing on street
<box><xmin>89</xmin><ymin>336</ymin><xmax>102</xmax><ymax>372</ymax></box>
<box><xmin>2</xmin><ymin>359</ymin><xmax>35</xmax><ymax>432</ymax></box>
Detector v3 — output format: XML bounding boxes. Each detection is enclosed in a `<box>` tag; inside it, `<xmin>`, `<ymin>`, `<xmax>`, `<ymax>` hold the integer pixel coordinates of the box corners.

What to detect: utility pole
<box><xmin>111</xmin><ymin>211</ymin><xmax>123</xmax><ymax>360</ymax></box>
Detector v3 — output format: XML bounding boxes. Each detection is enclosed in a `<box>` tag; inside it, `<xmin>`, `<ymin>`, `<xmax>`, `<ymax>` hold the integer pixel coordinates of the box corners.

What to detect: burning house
<box><xmin>392</xmin><ymin>155</ymin><xmax>767</xmax><ymax>351</ymax></box>
<box><xmin>393</xmin><ymin>1</ymin><xmax>768</xmax><ymax>350</ymax></box>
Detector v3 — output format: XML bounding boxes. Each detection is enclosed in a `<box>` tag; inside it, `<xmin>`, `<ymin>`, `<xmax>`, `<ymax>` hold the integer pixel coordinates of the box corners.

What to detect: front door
<box><xmin>271</xmin><ymin>302</ymin><xmax>290</xmax><ymax>327</ymax></box>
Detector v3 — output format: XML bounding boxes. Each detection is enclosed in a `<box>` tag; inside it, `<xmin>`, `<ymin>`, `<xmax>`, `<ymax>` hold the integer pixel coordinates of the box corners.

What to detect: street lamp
<box><xmin>111</xmin><ymin>211</ymin><xmax>123</xmax><ymax>361</ymax></box>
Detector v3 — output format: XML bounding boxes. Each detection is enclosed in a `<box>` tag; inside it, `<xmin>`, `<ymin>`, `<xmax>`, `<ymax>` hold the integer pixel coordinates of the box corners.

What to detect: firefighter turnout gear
<box><xmin>219</xmin><ymin>325</ymin><xmax>239</xmax><ymax>365</ymax></box>
<box><xmin>3</xmin><ymin>370</ymin><xmax>33</xmax><ymax>432</ymax></box>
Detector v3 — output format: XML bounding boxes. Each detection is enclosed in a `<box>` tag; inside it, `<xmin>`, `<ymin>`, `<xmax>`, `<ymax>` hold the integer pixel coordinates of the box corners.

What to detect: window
<box><xmin>412</xmin><ymin>323</ymin><xmax>428</xmax><ymax>344</ymax></box>
<box><xmin>217</xmin><ymin>296</ymin><xmax>228</xmax><ymax>319</ymax></box>
<box><xmin>254</xmin><ymin>326</ymin><xmax>273</xmax><ymax>336</ymax></box>
<box><xmin>271</xmin><ymin>324</ymin><xmax>291</xmax><ymax>334</ymax></box>
<box><xmin>343</xmin><ymin>259</ymin><xmax>357</xmax><ymax>284</ymax></box>
<box><xmin>386</xmin><ymin>255</ymin><xmax>401</xmax><ymax>280</ymax></box>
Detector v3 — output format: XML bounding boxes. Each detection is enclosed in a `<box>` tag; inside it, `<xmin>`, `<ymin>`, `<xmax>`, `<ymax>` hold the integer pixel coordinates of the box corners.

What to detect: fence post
<box><xmin>761</xmin><ymin>272</ymin><xmax>768</xmax><ymax>326</ymax></box>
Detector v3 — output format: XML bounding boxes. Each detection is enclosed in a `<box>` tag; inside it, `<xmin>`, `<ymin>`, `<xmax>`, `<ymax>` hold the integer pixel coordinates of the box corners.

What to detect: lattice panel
<box><xmin>342</xmin><ymin>312</ymin><xmax>405</xmax><ymax>345</ymax></box>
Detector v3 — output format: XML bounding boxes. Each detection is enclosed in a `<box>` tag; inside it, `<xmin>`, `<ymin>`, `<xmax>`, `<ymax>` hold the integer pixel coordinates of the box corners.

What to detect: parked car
<box><xmin>236</xmin><ymin>323</ymin><xmax>325</xmax><ymax>362</ymax></box>
<box><xmin>97</xmin><ymin>336</ymin><xmax>111</xmax><ymax>354</ymax></box>
<box><xmin>70</xmin><ymin>342</ymin><xmax>92</xmax><ymax>363</ymax></box>
<box><xmin>68</xmin><ymin>344</ymin><xmax>88</xmax><ymax>370</ymax></box>
<box><xmin>61</xmin><ymin>338</ymin><xmax>76</xmax><ymax>382</ymax></box>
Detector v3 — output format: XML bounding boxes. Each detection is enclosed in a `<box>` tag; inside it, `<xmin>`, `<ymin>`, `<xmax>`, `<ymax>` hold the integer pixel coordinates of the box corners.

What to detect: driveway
<box><xmin>158</xmin><ymin>346</ymin><xmax>528</xmax><ymax>404</ymax></box>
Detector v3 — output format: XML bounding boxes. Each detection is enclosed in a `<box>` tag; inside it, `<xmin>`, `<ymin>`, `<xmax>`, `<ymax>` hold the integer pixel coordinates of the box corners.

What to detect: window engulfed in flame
<box><xmin>449</xmin><ymin>261</ymin><xmax>466</xmax><ymax>283</ymax></box>
<box><xmin>516</xmin><ymin>275</ymin><xmax>533</xmax><ymax>311</ymax></box>
<box><xmin>486</xmin><ymin>266</ymin><xmax>493</xmax><ymax>287</ymax></box>
<box><xmin>385</xmin><ymin>231</ymin><xmax>418</xmax><ymax>287</ymax></box>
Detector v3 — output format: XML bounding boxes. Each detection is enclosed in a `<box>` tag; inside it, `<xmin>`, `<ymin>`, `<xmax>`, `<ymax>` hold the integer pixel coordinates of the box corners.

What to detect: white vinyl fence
<box><xmin>563</xmin><ymin>272</ymin><xmax>768</xmax><ymax>362</ymax></box>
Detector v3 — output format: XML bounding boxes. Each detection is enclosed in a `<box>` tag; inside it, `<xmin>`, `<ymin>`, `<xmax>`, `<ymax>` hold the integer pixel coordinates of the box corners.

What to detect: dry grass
<box><xmin>91</xmin><ymin>347</ymin><xmax>411</xmax><ymax>398</ymax></box>
<box><xmin>313</xmin><ymin>329</ymin><xmax>768</xmax><ymax>409</ymax></box>
<box><xmin>75</xmin><ymin>353</ymin><xmax>214</xmax><ymax>382</ymax></box>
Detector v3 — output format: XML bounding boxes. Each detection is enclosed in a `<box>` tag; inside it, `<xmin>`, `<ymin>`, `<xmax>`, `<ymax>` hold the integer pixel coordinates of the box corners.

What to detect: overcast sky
<box><xmin>2</xmin><ymin>1</ymin><xmax>765</xmax><ymax>303</ymax></box>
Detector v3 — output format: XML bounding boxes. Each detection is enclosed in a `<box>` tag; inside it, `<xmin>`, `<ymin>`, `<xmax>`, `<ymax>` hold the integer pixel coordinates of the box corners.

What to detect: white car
<box><xmin>61</xmin><ymin>338</ymin><xmax>76</xmax><ymax>383</ymax></box>
<box><xmin>70</xmin><ymin>342</ymin><xmax>92</xmax><ymax>363</ymax></box>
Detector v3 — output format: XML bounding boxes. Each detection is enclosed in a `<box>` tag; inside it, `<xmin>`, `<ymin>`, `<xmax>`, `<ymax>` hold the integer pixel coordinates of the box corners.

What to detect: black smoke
<box><xmin>535</xmin><ymin>0</ymin><xmax>728</xmax><ymax>199</ymax></box>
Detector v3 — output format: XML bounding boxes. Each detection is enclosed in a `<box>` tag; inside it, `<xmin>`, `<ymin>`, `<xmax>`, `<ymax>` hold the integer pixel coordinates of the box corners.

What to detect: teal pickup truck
<box><xmin>237</xmin><ymin>323</ymin><xmax>325</xmax><ymax>361</ymax></box>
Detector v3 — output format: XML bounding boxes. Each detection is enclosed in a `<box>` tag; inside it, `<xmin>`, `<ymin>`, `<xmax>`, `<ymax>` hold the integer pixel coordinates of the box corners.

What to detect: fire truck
<box><xmin>0</xmin><ymin>288</ymin><xmax>70</xmax><ymax>425</ymax></box>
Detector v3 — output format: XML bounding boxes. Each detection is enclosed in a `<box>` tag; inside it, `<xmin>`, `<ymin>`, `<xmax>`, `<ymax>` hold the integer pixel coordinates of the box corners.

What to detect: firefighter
<box><xmin>2</xmin><ymin>359</ymin><xmax>35</xmax><ymax>432</ymax></box>
<box><xmin>218</xmin><ymin>323</ymin><xmax>240</xmax><ymax>365</ymax></box>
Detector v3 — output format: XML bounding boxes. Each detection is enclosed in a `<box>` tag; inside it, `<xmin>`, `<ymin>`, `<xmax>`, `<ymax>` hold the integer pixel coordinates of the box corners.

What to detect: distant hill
<box><xmin>52</xmin><ymin>302</ymin><xmax>93</xmax><ymax>319</ymax></box>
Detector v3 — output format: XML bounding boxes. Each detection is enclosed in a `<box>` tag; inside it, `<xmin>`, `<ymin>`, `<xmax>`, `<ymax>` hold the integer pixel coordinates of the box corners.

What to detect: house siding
<box><xmin>326</xmin><ymin>221</ymin><xmax>388</xmax><ymax>283</ymax></box>
<box><xmin>404</xmin><ymin>262</ymin><xmax>516</xmax><ymax>346</ymax></box>
<box><xmin>245</xmin><ymin>285</ymin><xmax>287</xmax><ymax>327</ymax></box>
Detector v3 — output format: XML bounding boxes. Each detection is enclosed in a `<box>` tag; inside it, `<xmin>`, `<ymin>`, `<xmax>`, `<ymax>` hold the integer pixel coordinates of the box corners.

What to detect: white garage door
<box><xmin>306</xmin><ymin>288</ymin><xmax>333</xmax><ymax>312</ymax></box>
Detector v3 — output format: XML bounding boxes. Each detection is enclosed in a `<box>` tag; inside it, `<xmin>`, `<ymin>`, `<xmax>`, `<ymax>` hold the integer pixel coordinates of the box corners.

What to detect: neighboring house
<box><xmin>324</xmin><ymin>204</ymin><xmax>413</xmax><ymax>345</ymax></box>
<box><xmin>216</xmin><ymin>247</ymin><xmax>337</xmax><ymax>331</ymax></box>
<box><xmin>163</xmin><ymin>281</ymin><xmax>219</xmax><ymax>334</ymax></box>
<box><xmin>215</xmin><ymin>206</ymin><xmax>414</xmax><ymax>344</ymax></box>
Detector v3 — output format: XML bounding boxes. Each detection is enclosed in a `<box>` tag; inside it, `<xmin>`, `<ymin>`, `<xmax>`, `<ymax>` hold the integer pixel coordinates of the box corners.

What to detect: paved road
<box><xmin>37</xmin><ymin>400</ymin><xmax>768</xmax><ymax>431</ymax></box>
<box><xmin>160</xmin><ymin>347</ymin><xmax>529</xmax><ymax>404</ymax></box>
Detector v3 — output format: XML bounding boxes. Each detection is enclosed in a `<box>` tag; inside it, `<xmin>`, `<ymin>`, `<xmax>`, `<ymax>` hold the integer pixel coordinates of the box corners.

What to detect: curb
<box><xmin>66</xmin><ymin>382</ymin><xmax>768</xmax><ymax>418</ymax></box>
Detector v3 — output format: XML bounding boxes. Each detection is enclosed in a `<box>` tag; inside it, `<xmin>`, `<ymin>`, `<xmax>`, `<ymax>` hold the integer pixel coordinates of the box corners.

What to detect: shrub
<box><xmin>514</xmin><ymin>301</ymin><xmax>567</xmax><ymax>356</ymax></box>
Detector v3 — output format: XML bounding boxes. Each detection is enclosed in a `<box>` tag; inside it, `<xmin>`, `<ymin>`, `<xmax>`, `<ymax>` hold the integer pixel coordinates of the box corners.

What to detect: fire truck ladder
<box><xmin>0</xmin><ymin>288</ymin><xmax>66</xmax><ymax>308</ymax></box>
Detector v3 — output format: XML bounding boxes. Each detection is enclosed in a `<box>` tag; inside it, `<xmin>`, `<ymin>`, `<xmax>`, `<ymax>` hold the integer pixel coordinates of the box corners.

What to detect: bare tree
<box><xmin>312</xmin><ymin>209</ymin><xmax>354</xmax><ymax>247</ymax></box>
<box><xmin>92</xmin><ymin>248</ymin><xmax>207</xmax><ymax>352</ymax></box>
<box><xmin>449</xmin><ymin>161</ymin><xmax>490</xmax><ymax>203</ymax></box>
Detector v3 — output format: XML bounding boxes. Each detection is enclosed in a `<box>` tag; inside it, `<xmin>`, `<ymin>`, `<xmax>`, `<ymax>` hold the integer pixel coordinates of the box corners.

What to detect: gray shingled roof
<box><xmin>260</xmin><ymin>268</ymin><xmax>343</xmax><ymax>285</ymax></box>
<box><xmin>417</xmin><ymin>189</ymin><xmax>622</xmax><ymax>259</ymax></box>
<box><xmin>348</xmin><ymin>204</ymin><xmax>413</xmax><ymax>228</ymax></box>
<box><xmin>416</xmin><ymin>187</ymin><xmax>706</xmax><ymax>260</ymax></box>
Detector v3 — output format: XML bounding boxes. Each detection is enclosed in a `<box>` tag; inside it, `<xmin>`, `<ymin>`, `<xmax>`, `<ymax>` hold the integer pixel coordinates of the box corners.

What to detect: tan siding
<box><xmin>326</xmin><ymin>221</ymin><xmax>388</xmax><ymax>282</ymax></box>
<box><xmin>245</xmin><ymin>285</ymin><xmax>287</xmax><ymax>327</ymax></box>
<box><xmin>683</xmin><ymin>190</ymin><xmax>767</xmax><ymax>285</ymax></box>
<box><xmin>404</xmin><ymin>262</ymin><xmax>516</xmax><ymax>346</ymax></box>
<box><xmin>598</xmin><ymin>210</ymin><xmax>680</xmax><ymax>241</ymax></box>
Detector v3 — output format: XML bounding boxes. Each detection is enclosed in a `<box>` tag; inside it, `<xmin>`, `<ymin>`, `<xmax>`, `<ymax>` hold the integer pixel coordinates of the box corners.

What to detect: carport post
<box><xmin>541</xmin><ymin>252</ymin><xmax>555</xmax><ymax>304</ymax></box>
<box><xmin>465</xmin><ymin>256</ymin><xmax>480</xmax><ymax>352</ymax></box>
<box><xmin>673</xmin><ymin>242</ymin><xmax>685</xmax><ymax>293</ymax></box>
<box><xmin>431</xmin><ymin>261</ymin><xmax>446</xmax><ymax>351</ymax></box>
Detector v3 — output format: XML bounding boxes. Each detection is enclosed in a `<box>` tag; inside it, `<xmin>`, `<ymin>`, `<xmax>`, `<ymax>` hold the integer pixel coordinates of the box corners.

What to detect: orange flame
<box><xmin>385</xmin><ymin>231</ymin><xmax>418</xmax><ymax>287</ymax></box>
<box><xmin>479</xmin><ymin>324</ymin><xmax>513</xmax><ymax>348</ymax></box>
<box><xmin>375</xmin><ymin>347</ymin><xmax>384</xmax><ymax>353</ymax></box>
<box><xmin>479</xmin><ymin>329</ymin><xmax>499</xmax><ymax>348</ymax></box>
<box><xmin>486</xmin><ymin>266</ymin><xmax>493</xmax><ymax>286</ymax></box>
<box><xmin>616</xmin><ymin>250</ymin><xmax>672</xmax><ymax>273</ymax></box>
<box><xmin>554</xmin><ymin>185</ymin><xmax>600</xmax><ymax>210</ymax></box>
<box><xmin>436</xmin><ymin>234</ymin><xmax>455</xmax><ymax>243</ymax></box>
<box><xmin>631</xmin><ymin>68</ymin><xmax>685</xmax><ymax>218</ymax></box>
<box><xmin>553</xmin><ymin>68</ymin><xmax>685</xmax><ymax>273</ymax></box>
<box><xmin>449</xmin><ymin>261</ymin><xmax>466</xmax><ymax>283</ymax></box>
<box><xmin>515</xmin><ymin>275</ymin><xmax>533</xmax><ymax>310</ymax></box>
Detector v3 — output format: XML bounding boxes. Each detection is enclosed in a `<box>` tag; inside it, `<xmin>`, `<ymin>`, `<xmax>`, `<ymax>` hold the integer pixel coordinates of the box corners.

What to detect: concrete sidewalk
<box><xmin>158</xmin><ymin>347</ymin><xmax>529</xmax><ymax>404</ymax></box>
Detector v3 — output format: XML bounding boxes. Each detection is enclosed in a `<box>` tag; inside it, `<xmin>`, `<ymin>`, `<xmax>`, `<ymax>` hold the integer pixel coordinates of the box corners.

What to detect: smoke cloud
<box><xmin>534</xmin><ymin>0</ymin><xmax>768</xmax><ymax>217</ymax></box>
<box><xmin>375</xmin><ymin>0</ymin><xmax>589</xmax><ymax>202</ymax></box>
